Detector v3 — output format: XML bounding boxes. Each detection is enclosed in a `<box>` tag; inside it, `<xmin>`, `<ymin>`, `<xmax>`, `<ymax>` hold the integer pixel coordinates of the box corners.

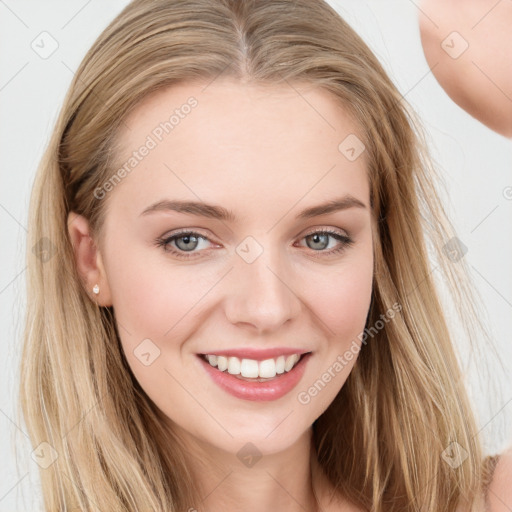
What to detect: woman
<box><xmin>19</xmin><ymin>0</ymin><xmax>511</xmax><ymax>510</ymax></box>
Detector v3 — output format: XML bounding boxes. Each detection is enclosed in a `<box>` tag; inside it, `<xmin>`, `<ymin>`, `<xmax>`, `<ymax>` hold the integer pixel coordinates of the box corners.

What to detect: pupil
<box><xmin>310</xmin><ymin>233</ymin><xmax>327</xmax><ymax>249</ymax></box>
<box><xmin>178</xmin><ymin>235</ymin><xmax>197</xmax><ymax>251</ymax></box>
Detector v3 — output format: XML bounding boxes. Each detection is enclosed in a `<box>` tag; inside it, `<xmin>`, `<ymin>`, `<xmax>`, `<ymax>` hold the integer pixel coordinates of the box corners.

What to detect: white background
<box><xmin>1</xmin><ymin>1</ymin><xmax>511</xmax><ymax>509</ymax></box>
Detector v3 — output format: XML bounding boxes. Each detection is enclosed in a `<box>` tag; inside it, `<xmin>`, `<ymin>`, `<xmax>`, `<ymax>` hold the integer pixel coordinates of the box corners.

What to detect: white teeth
<box><xmin>217</xmin><ymin>355</ymin><xmax>228</xmax><ymax>371</ymax></box>
<box><xmin>203</xmin><ymin>353</ymin><xmax>303</xmax><ymax>378</ymax></box>
<box><xmin>275</xmin><ymin>355</ymin><xmax>285</xmax><ymax>374</ymax></box>
<box><xmin>259</xmin><ymin>358</ymin><xmax>276</xmax><ymax>378</ymax></box>
<box><xmin>284</xmin><ymin>354</ymin><xmax>299</xmax><ymax>372</ymax></box>
<box><xmin>240</xmin><ymin>358</ymin><xmax>259</xmax><ymax>378</ymax></box>
<box><xmin>227</xmin><ymin>357</ymin><xmax>241</xmax><ymax>375</ymax></box>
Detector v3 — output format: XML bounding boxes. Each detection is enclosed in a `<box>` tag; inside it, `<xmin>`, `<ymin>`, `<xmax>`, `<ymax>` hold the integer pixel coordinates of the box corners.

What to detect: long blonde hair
<box><xmin>19</xmin><ymin>0</ymin><xmax>502</xmax><ymax>510</ymax></box>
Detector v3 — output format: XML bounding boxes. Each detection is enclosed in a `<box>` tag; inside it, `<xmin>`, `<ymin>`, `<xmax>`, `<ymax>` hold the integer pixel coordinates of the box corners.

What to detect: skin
<box><xmin>66</xmin><ymin>76</ymin><xmax>512</xmax><ymax>510</ymax></box>
<box><xmin>419</xmin><ymin>1</ymin><xmax>512</xmax><ymax>506</ymax></box>
<box><xmin>418</xmin><ymin>0</ymin><xmax>512</xmax><ymax>138</ymax></box>
<box><xmin>487</xmin><ymin>448</ymin><xmax>512</xmax><ymax>512</ymax></box>
<box><xmin>68</xmin><ymin>79</ymin><xmax>373</xmax><ymax>512</ymax></box>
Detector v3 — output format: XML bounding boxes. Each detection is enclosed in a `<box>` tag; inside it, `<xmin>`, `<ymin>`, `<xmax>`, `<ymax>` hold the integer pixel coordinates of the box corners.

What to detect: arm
<box><xmin>418</xmin><ymin>0</ymin><xmax>512</xmax><ymax>138</ymax></box>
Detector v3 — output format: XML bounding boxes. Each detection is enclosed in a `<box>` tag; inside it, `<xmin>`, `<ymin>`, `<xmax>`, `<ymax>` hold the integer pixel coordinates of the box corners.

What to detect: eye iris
<box><xmin>307</xmin><ymin>233</ymin><xmax>329</xmax><ymax>250</ymax></box>
<box><xmin>176</xmin><ymin>234</ymin><xmax>199</xmax><ymax>251</ymax></box>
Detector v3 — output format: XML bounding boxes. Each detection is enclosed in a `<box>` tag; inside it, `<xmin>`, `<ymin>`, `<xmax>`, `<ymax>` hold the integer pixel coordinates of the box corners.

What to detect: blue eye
<box><xmin>301</xmin><ymin>230</ymin><xmax>352</xmax><ymax>253</ymax></box>
<box><xmin>157</xmin><ymin>232</ymin><xmax>208</xmax><ymax>254</ymax></box>
<box><xmin>155</xmin><ymin>228</ymin><xmax>354</xmax><ymax>260</ymax></box>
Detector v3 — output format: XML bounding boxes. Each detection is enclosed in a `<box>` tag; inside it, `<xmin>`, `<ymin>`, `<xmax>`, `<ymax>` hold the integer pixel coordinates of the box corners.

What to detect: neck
<box><xmin>176</xmin><ymin>427</ymin><xmax>324</xmax><ymax>512</ymax></box>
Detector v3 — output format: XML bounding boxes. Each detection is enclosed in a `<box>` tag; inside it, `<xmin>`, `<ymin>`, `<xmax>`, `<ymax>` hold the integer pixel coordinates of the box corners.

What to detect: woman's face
<box><xmin>98</xmin><ymin>79</ymin><xmax>374</xmax><ymax>456</ymax></box>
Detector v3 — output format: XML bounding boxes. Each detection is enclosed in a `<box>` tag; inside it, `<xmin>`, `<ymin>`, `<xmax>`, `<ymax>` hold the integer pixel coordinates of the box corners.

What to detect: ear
<box><xmin>67</xmin><ymin>211</ymin><xmax>113</xmax><ymax>307</ymax></box>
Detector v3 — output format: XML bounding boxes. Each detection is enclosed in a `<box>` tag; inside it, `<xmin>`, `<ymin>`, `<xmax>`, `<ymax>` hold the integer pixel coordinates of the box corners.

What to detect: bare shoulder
<box><xmin>321</xmin><ymin>451</ymin><xmax>512</xmax><ymax>512</ymax></box>
<box><xmin>487</xmin><ymin>448</ymin><xmax>512</xmax><ymax>512</ymax></box>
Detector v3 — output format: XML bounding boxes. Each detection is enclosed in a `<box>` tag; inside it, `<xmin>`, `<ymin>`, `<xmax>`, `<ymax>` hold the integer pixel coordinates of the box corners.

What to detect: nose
<box><xmin>223</xmin><ymin>243</ymin><xmax>302</xmax><ymax>334</ymax></box>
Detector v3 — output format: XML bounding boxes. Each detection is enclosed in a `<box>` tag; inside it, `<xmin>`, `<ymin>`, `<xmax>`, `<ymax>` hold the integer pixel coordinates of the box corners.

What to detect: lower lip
<box><xmin>198</xmin><ymin>353</ymin><xmax>311</xmax><ymax>402</ymax></box>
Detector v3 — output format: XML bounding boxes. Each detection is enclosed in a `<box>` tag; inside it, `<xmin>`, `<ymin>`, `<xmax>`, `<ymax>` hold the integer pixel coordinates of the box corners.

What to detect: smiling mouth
<box><xmin>198</xmin><ymin>352</ymin><xmax>311</xmax><ymax>381</ymax></box>
<box><xmin>197</xmin><ymin>352</ymin><xmax>313</xmax><ymax>401</ymax></box>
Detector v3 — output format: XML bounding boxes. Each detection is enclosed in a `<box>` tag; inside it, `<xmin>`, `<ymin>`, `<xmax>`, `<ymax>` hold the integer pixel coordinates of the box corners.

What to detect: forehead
<box><xmin>108</xmin><ymin>78</ymin><xmax>369</xmax><ymax>220</ymax></box>
<box><xmin>118</xmin><ymin>78</ymin><xmax>364</xmax><ymax>148</ymax></box>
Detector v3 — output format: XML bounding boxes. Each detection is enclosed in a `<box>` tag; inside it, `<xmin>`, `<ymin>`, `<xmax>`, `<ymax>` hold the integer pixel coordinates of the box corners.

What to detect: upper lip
<box><xmin>198</xmin><ymin>347</ymin><xmax>311</xmax><ymax>361</ymax></box>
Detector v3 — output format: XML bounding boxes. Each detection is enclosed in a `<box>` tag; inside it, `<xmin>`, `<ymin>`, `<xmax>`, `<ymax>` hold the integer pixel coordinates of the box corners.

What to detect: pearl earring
<box><xmin>92</xmin><ymin>284</ymin><xmax>100</xmax><ymax>295</ymax></box>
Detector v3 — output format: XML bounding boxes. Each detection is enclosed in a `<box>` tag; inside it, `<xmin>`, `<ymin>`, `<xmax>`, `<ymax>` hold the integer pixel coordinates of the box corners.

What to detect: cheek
<box><xmin>105</xmin><ymin>245</ymin><xmax>212</xmax><ymax>340</ymax></box>
<box><xmin>105</xmin><ymin>250</ymin><xmax>208</xmax><ymax>410</ymax></box>
<box><xmin>295</xmin><ymin>256</ymin><xmax>373</xmax><ymax>415</ymax></box>
<box><xmin>305</xmin><ymin>255</ymin><xmax>373</xmax><ymax>342</ymax></box>
<box><xmin>105</xmin><ymin>249</ymin><xmax>225</xmax><ymax>395</ymax></box>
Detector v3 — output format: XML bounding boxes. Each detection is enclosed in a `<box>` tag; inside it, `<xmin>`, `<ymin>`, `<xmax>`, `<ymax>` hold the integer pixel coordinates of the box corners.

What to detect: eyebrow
<box><xmin>139</xmin><ymin>195</ymin><xmax>367</xmax><ymax>222</ymax></box>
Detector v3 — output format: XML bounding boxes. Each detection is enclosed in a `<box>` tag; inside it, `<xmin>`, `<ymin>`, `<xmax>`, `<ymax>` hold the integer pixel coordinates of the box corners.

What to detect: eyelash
<box><xmin>154</xmin><ymin>228</ymin><xmax>354</xmax><ymax>260</ymax></box>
